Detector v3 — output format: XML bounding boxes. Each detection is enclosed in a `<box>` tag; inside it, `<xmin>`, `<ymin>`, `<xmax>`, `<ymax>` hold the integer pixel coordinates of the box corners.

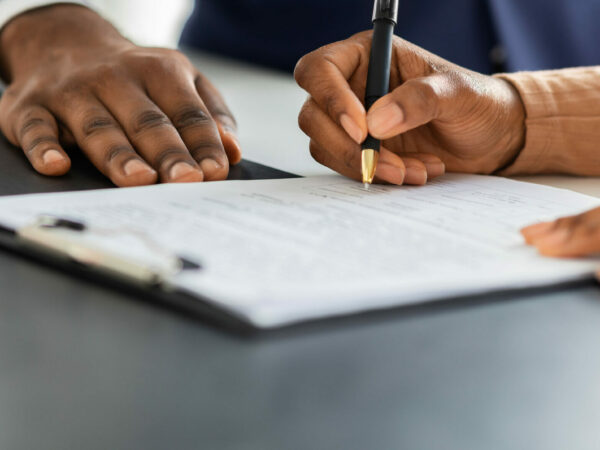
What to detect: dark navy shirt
<box><xmin>180</xmin><ymin>0</ymin><xmax>600</xmax><ymax>73</ymax></box>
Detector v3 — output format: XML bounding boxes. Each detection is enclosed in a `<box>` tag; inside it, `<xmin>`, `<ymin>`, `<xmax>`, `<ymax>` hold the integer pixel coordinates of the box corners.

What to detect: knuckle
<box><xmin>153</xmin><ymin>147</ymin><xmax>187</xmax><ymax>168</ymax></box>
<box><xmin>19</xmin><ymin>116</ymin><xmax>48</xmax><ymax>141</ymax></box>
<box><xmin>91</xmin><ymin>63</ymin><xmax>125</xmax><ymax>89</ymax></box>
<box><xmin>189</xmin><ymin>140</ymin><xmax>223</xmax><ymax>160</ymax></box>
<box><xmin>140</xmin><ymin>51</ymin><xmax>184</xmax><ymax>76</ymax></box>
<box><xmin>294</xmin><ymin>53</ymin><xmax>323</xmax><ymax>87</ymax></box>
<box><xmin>410</xmin><ymin>81</ymin><xmax>439</xmax><ymax>117</ymax></box>
<box><xmin>414</xmin><ymin>81</ymin><xmax>436</xmax><ymax>108</ymax></box>
<box><xmin>213</xmin><ymin>112</ymin><xmax>237</xmax><ymax>132</ymax></box>
<box><xmin>298</xmin><ymin>103</ymin><xmax>312</xmax><ymax>134</ymax></box>
<box><xmin>309</xmin><ymin>141</ymin><xmax>327</xmax><ymax>165</ymax></box>
<box><xmin>81</xmin><ymin>115</ymin><xmax>117</xmax><ymax>138</ymax></box>
<box><xmin>171</xmin><ymin>105</ymin><xmax>212</xmax><ymax>130</ymax></box>
<box><xmin>582</xmin><ymin>220</ymin><xmax>600</xmax><ymax>237</ymax></box>
<box><xmin>2</xmin><ymin>84</ymin><xmax>19</xmax><ymax>99</ymax></box>
<box><xmin>570</xmin><ymin>214</ymin><xmax>586</xmax><ymax>229</ymax></box>
<box><xmin>58</xmin><ymin>76</ymin><xmax>91</xmax><ymax>98</ymax></box>
<box><xmin>24</xmin><ymin>136</ymin><xmax>60</xmax><ymax>155</ymax></box>
<box><xmin>298</xmin><ymin>99</ymin><xmax>319</xmax><ymax>135</ymax></box>
<box><xmin>105</xmin><ymin>145</ymin><xmax>134</xmax><ymax>164</ymax></box>
<box><xmin>322</xmin><ymin>90</ymin><xmax>343</xmax><ymax>119</ymax></box>
<box><xmin>293</xmin><ymin>55</ymin><xmax>310</xmax><ymax>84</ymax></box>
<box><xmin>162</xmin><ymin>48</ymin><xmax>188</xmax><ymax>64</ymax></box>
<box><xmin>342</xmin><ymin>148</ymin><xmax>356</xmax><ymax>170</ymax></box>
<box><xmin>554</xmin><ymin>217</ymin><xmax>571</xmax><ymax>229</ymax></box>
<box><xmin>194</xmin><ymin>72</ymin><xmax>206</xmax><ymax>88</ymax></box>
<box><xmin>131</xmin><ymin>109</ymin><xmax>171</xmax><ymax>134</ymax></box>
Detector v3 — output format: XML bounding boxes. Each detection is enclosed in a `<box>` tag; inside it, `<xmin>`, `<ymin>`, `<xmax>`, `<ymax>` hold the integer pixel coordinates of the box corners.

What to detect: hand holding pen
<box><xmin>295</xmin><ymin>17</ymin><xmax>526</xmax><ymax>186</ymax></box>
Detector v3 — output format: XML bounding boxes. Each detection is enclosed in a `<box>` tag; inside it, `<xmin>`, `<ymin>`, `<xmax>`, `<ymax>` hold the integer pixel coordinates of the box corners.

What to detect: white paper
<box><xmin>0</xmin><ymin>174</ymin><xmax>598</xmax><ymax>328</ymax></box>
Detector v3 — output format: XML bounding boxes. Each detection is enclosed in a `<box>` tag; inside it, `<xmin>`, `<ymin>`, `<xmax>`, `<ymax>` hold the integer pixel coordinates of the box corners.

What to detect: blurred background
<box><xmin>92</xmin><ymin>0</ymin><xmax>194</xmax><ymax>48</ymax></box>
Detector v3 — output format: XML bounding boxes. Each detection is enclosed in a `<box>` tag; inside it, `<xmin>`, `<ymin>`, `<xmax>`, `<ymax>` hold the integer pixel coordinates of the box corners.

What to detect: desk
<box><xmin>1</xmin><ymin>50</ymin><xmax>600</xmax><ymax>450</ymax></box>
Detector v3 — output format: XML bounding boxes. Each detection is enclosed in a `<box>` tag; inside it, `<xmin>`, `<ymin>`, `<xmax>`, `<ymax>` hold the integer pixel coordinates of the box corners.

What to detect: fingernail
<box><xmin>124</xmin><ymin>159</ymin><xmax>154</xmax><ymax>177</ymax></box>
<box><xmin>404</xmin><ymin>166</ymin><xmax>428</xmax><ymax>185</ymax></box>
<box><xmin>376</xmin><ymin>162</ymin><xmax>405</xmax><ymax>185</ymax></box>
<box><xmin>368</xmin><ymin>102</ymin><xmax>404</xmax><ymax>137</ymax></box>
<box><xmin>169</xmin><ymin>162</ymin><xmax>202</xmax><ymax>182</ymax></box>
<box><xmin>424</xmin><ymin>161</ymin><xmax>445</xmax><ymax>178</ymax></box>
<box><xmin>200</xmin><ymin>158</ymin><xmax>224</xmax><ymax>180</ymax></box>
<box><xmin>340</xmin><ymin>114</ymin><xmax>364</xmax><ymax>144</ymax></box>
<box><xmin>42</xmin><ymin>149</ymin><xmax>64</xmax><ymax>165</ymax></box>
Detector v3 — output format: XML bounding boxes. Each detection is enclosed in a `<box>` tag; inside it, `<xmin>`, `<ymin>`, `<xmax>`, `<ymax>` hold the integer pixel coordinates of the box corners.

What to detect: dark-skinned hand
<box><xmin>0</xmin><ymin>4</ymin><xmax>241</xmax><ymax>186</ymax></box>
<box><xmin>522</xmin><ymin>207</ymin><xmax>600</xmax><ymax>280</ymax></box>
<box><xmin>294</xmin><ymin>31</ymin><xmax>526</xmax><ymax>185</ymax></box>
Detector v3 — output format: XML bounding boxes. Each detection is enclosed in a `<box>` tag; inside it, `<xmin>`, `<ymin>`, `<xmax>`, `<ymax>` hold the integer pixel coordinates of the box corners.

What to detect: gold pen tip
<box><xmin>361</xmin><ymin>149</ymin><xmax>378</xmax><ymax>185</ymax></box>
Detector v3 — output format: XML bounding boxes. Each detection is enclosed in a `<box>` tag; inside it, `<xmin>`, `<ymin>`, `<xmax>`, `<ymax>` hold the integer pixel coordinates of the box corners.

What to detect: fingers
<box><xmin>310</xmin><ymin>140</ymin><xmax>414</xmax><ymax>185</ymax></box>
<box><xmin>145</xmin><ymin>70</ymin><xmax>229</xmax><ymax>181</ymax></box>
<box><xmin>409</xmin><ymin>153</ymin><xmax>446</xmax><ymax>180</ymax></box>
<box><xmin>295</xmin><ymin>40</ymin><xmax>368</xmax><ymax>145</ymax></box>
<box><xmin>521</xmin><ymin>221</ymin><xmax>556</xmax><ymax>245</ymax></box>
<box><xmin>368</xmin><ymin>74</ymin><xmax>453</xmax><ymax>140</ymax></box>
<box><xmin>521</xmin><ymin>207</ymin><xmax>600</xmax><ymax>257</ymax></box>
<box><xmin>94</xmin><ymin>81</ymin><xmax>208</xmax><ymax>183</ymax></box>
<box><xmin>10</xmin><ymin>106</ymin><xmax>71</xmax><ymax>176</ymax></box>
<box><xmin>51</xmin><ymin>94</ymin><xmax>158</xmax><ymax>187</ymax></box>
<box><xmin>300</xmin><ymin>98</ymin><xmax>444</xmax><ymax>185</ymax></box>
<box><xmin>300</xmin><ymin>97</ymin><xmax>403</xmax><ymax>184</ymax></box>
<box><xmin>194</xmin><ymin>74</ymin><xmax>242</xmax><ymax>165</ymax></box>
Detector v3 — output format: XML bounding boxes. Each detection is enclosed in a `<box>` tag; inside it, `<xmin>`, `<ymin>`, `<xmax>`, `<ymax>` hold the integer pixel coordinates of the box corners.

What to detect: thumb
<box><xmin>367</xmin><ymin>74</ymin><xmax>454</xmax><ymax>140</ymax></box>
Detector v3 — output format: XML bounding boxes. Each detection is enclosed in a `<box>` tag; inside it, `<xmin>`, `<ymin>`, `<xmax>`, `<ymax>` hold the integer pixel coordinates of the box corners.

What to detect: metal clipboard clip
<box><xmin>16</xmin><ymin>215</ymin><xmax>201</xmax><ymax>286</ymax></box>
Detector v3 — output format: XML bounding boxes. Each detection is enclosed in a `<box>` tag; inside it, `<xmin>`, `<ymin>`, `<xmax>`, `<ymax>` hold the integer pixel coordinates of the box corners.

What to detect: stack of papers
<box><xmin>0</xmin><ymin>174</ymin><xmax>598</xmax><ymax>328</ymax></box>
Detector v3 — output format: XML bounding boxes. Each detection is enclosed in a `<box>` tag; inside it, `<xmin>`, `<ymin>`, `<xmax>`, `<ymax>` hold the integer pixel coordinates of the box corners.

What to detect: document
<box><xmin>0</xmin><ymin>174</ymin><xmax>598</xmax><ymax>328</ymax></box>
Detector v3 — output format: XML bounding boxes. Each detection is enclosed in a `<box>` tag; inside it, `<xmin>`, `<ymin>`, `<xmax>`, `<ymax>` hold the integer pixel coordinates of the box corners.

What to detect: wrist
<box><xmin>491</xmin><ymin>76</ymin><xmax>526</xmax><ymax>172</ymax></box>
<box><xmin>0</xmin><ymin>4</ymin><xmax>132</xmax><ymax>82</ymax></box>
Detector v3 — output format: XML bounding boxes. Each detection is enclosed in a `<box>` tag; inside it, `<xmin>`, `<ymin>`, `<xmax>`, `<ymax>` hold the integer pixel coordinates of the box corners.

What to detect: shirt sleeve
<box><xmin>0</xmin><ymin>1</ymin><xmax>93</xmax><ymax>30</ymax></box>
<box><xmin>494</xmin><ymin>67</ymin><xmax>600</xmax><ymax>176</ymax></box>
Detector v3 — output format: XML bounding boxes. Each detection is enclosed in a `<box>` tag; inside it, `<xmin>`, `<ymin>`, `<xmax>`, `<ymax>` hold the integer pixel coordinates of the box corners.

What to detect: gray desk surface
<box><xmin>1</xmin><ymin>51</ymin><xmax>600</xmax><ymax>450</ymax></box>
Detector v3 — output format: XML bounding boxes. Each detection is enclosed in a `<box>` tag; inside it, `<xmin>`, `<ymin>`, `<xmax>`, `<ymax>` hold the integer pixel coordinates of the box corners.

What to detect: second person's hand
<box><xmin>521</xmin><ymin>207</ymin><xmax>600</xmax><ymax>280</ymax></box>
<box><xmin>0</xmin><ymin>4</ymin><xmax>241</xmax><ymax>187</ymax></box>
<box><xmin>294</xmin><ymin>31</ymin><xmax>526</xmax><ymax>185</ymax></box>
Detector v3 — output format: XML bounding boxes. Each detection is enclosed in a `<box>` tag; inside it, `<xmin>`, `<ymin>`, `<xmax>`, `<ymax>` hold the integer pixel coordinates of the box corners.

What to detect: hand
<box><xmin>0</xmin><ymin>5</ymin><xmax>241</xmax><ymax>187</ymax></box>
<box><xmin>521</xmin><ymin>207</ymin><xmax>600</xmax><ymax>279</ymax></box>
<box><xmin>294</xmin><ymin>31</ymin><xmax>525</xmax><ymax>185</ymax></box>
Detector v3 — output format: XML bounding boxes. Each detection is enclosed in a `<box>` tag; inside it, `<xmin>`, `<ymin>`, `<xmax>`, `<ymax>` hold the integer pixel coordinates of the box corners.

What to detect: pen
<box><xmin>361</xmin><ymin>0</ymin><xmax>399</xmax><ymax>188</ymax></box>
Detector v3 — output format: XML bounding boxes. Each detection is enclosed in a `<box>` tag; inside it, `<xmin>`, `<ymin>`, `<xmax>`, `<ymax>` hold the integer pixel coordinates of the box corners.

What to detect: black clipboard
<box><xmin>0</xmin><ymin>215</ymin><xmax>262</xmax><ymax>333</ymax></box>
<box><xmin>0</xmin><ymin>158</ymin><xmax>300</xmax><ymax>334</ymax></box>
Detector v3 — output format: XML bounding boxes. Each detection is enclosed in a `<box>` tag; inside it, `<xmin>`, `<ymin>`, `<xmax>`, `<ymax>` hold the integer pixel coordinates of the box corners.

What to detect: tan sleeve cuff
<box><xmin>494</xmin><ymin>67</ymin><xmax>600</xmax><ymax>176</ymax></box>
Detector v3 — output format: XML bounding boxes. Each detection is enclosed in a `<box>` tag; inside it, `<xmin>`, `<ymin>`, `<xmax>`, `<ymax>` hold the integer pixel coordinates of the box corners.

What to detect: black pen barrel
<box><xmin>362</xmin><ymin>19</ymin><xmax>395</xmax><ymax>152</ymax></box>
<box><xmin>365</xmin><ymin>20</ymin><xmax>394</xmax><ymax>111</ymax></box>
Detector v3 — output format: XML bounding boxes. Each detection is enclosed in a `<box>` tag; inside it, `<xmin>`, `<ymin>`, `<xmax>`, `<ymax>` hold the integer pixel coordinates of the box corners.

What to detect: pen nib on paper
<box><xmin>363</xmin><ymin>183</ymin><xmax>370</xmax><ymax>191</ymax></box>
<box><xmin>361</xmin><ymin>149</ymin><xmax>378</xmax><ymax>187</ymax></box>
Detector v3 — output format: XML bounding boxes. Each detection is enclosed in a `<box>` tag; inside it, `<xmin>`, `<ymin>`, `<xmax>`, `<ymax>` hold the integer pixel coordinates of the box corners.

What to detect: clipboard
<box><xmin>2</xmin><ymin>214</ymin><xmax>595</xmax><ymax>336</ymax></box>
<box><xmin>2</xmin><ymin>163</ymin><xmax>597</xmax><ymax>333</ymax></box>
<box><xmin>0</xmin><ymin>156</ymin><xmax>301</xmax><ymax>333</ymax></box>
<box><xmin>0</xmin><ymin>214</ymin><xmax>259</xmax><ymax>333</ymax></box>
